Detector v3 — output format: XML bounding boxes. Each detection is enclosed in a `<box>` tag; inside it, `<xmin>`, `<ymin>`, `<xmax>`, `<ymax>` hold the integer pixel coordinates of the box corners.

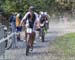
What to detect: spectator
<box><xmin>16</xmin><ymin>12</ymin><xmax>22</xmax><ymax>41</ymax></box>
<box><xmin>9</xmin><ymin>12</ymin><xmax>17</xmax><ymax>48</ymax></box>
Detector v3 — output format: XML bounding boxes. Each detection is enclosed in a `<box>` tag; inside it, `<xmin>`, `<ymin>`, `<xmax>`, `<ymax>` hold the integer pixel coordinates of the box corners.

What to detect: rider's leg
<box><xmin>28</xmin><ymin>33</ymin><xmax>32</xmax><ymax>47</ymax></box>
<box><xmin>28</xmin><ymin>32</ymin><xmax>35</xmax><ymax>48</ymax></box>
<box><xmin>31</xmin><ymin>32</ymin><xmax>36</xmax><ymax>47</ymax></box>
<box><xmin>25</xmin><ymin>32</ymin><xmax>27</xmax><ymax>42</ymax></box>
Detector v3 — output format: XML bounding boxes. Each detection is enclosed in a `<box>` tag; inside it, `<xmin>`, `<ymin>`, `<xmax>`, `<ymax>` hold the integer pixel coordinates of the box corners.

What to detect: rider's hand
<box><xmin>20</xmin><ymin>21</ymin><xmax>25</xmax><ymax>27</ymax></box>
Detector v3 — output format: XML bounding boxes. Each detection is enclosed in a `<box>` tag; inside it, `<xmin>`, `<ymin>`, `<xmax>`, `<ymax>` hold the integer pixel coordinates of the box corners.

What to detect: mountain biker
<box><xmin>39</xmin><ymin>11</ymin><xmax>49</xmax><ymax>35</ymax></box>
<box><xmin>39</xmin><ymin>11</ymin><xmax>47</xmax><ymax>39</ymax></box>
<box><xmin>21</xmin><ymin>6</ymin><xmax>40</xmax><ymax>52</ymax></box>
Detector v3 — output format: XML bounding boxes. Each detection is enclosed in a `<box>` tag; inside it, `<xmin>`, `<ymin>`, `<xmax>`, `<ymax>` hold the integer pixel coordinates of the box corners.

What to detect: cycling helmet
<box><xmin>44</xmin><ymin>12</ymin><xmax>47</xmax><ymax>15</ymax></box>
<box><xmin>29</xmin><ymin>6</ymin><xmax>35</xmax><ymax>11</ymax></box>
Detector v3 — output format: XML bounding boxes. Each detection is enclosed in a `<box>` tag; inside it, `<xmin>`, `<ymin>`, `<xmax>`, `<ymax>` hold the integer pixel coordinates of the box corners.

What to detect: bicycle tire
<box><xmin>41</xmin><ymin>28</ymin><xmax>45</xmax><ymax>42</ymax></box>
<box><xmin>26</xmin><ymin>45</ymin><xmax>30</xmax><ymax>56</ymax></box>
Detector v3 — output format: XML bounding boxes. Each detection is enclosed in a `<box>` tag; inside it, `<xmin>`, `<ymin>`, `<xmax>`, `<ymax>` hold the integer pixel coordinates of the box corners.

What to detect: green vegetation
<box><xmin>0</xmin><ymin>0</ymin><xmax>75</xmax><ymax>15</ymax></box>
<box><xmin>0</xmin><ymin>0</ymin><xmax>75</xmax><ymax>24</ymax></box>
<box><xmin>49</xmin><ymin>33</ymin><xmax>75</xmax><ymax>58</ymax></box>
<box><xmin>0</xmin><ymin>0</ymin><xmax>55</xmax><ymax>14</ymax></box>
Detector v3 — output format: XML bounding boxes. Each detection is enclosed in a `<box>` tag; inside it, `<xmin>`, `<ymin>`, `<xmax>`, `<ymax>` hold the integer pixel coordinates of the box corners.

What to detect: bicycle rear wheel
<box><xmin>41</xmin><ymin>28</ymin><xmax>45</xmax><ymax>42</ymax></box>
<box><xmin>26</xmin><ymin>34</ymin><xmax>30</xmax><ymax>56</ymax></box>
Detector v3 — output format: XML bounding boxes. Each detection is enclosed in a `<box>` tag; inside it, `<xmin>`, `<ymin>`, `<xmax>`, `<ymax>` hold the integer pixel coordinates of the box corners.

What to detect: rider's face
<box><xmin>29</xmin><ymin>8</ymin><xmax>34</xmax><ymax>13</ymax></box>
<box><xmin>30</xmin><ymin>9</ymin><xmax>33</xmax><ymax>12</ymax></box>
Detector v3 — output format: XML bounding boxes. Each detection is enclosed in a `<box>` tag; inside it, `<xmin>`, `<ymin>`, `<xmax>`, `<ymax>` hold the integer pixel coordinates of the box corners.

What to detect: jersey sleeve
<box><xmin>21</xmin><ymin>12</ymin><xmax>30</xmax><ymax>24</ymax></box>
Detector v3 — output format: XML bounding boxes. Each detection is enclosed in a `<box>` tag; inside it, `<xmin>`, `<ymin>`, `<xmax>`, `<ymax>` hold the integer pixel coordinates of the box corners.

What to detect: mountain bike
<box><xmin>39</xmin><ymin>22</ymin><xmax>45</xmax><ymax>42</ymax></box>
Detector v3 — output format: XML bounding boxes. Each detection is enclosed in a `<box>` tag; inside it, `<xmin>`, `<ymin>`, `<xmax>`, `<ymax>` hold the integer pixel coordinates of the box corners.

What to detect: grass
<box><xmin>49</xmin><ymin>33</ymin><xmax>75</xmax><ymax>59</ymax></box>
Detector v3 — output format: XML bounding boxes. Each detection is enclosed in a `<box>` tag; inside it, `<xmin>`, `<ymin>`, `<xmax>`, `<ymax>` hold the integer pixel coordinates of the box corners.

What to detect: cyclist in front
<box><xmin>20</xmin><ymin>6</ymin><xmax>40</xmax><ymax>55</ymax></box>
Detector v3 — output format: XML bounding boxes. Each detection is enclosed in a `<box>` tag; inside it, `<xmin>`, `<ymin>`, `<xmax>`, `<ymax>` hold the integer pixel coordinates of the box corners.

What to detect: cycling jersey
<box><xmin>21</xmin><ymin>12</ymin><xmax>39</xmax><ymax>32</ymax></box>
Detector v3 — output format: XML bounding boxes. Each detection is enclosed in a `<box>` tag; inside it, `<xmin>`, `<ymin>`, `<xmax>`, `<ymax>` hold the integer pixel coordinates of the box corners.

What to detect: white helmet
<box><xmin>44</xmin><ymin>12</ymin><xmax>47</xmax><ymax>15</ymax></box>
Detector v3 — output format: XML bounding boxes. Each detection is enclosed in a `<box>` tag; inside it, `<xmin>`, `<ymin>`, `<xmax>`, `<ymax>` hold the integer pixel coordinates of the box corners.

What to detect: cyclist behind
<box><xmin>38</xmin><ymin>11</ymin><xmax>46</xmax><ymax>39</ymax></box>
<box><xmin>39</xmin><ymin>11</ymin><xmax>47</xmax><ymax>32</ymax></box>
<box><xmin>20</xmin><ymin>6</ymin><xmax>40</xmax><ymax>51</ymax></box>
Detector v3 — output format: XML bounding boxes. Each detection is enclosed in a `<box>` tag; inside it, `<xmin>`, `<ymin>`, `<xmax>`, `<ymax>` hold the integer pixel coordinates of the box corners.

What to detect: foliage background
<box><xmin>0</xmin><ymin>0</ymin><xmax>75</xmax><ymax>16</ymax></box>
<box><xmin>0</xmin><ymin>0</ymin><xmax>75</xmax><ymax>27</ymax></box>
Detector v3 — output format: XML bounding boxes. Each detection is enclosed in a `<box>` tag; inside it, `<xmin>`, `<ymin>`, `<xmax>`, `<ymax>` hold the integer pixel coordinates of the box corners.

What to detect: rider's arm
<box><xmin>20</xmin><ymin>12</ymin><xmax>30</xmax><ymax>25</ymax></box>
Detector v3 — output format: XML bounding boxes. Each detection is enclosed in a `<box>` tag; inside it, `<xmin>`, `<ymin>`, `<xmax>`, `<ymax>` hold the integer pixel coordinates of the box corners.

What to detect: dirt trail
<box><xmin>4</xmin><ymin>22</ymin><xmax>75</xmax><ymax>60</ymax></box>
